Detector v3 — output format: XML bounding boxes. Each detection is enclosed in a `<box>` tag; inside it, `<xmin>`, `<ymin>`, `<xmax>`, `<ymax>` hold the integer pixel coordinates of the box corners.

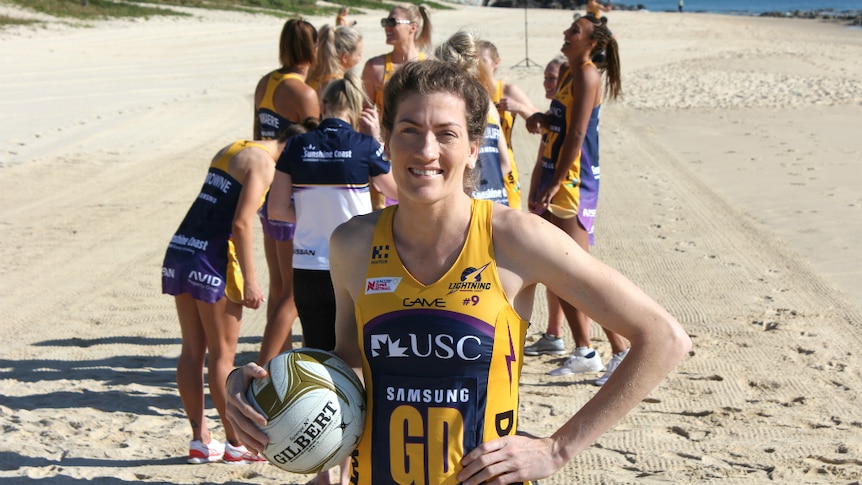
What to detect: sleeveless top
<box><xmin>351</xmin><ymin>199</ymin><xmax>531</xmax><ymax>485</ymax></box>
<box><xmin>473</xmin><ymin>111</ymin><xmax>509</xmax><ymax>206</ymax></box>
<box><xmin>162</xmin><ymin>141</ymin><xmax>269</xmax><ymax>303</ymax></box>
<box><xmin>492</xmin><ymin>80</ymin><xmax>517</xmax><ymax>170</ymax></box>
<box><xmin>256</xmin><ymin>70</ymin><xmax>304</xmax><ymax>139</ymax></box>
<box><xmin>538</xmin><ymin>63</ymin><xmax>601</xmax><ymax>230</ymax></box>
<box><xmin>373</xmin><ymin>52</ymin><xmax>427</xmax><ymax>113</ymax></box>
<box><xmin>492</xmin><ymin>81</ymin><xmax>522</xmax><ymax>209</ymax></box>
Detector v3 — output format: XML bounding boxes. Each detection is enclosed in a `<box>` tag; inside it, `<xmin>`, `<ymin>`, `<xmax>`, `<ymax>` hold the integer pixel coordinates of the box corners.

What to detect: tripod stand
<box><xmin>513</xmin><ymin>2</ymin><xmax>540</xmax><ymax>68</ymax></box>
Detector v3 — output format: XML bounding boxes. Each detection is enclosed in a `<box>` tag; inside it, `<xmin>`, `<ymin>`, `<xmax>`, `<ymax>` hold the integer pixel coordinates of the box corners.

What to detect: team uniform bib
<box><xmin>351</xmin><ymin>199</ymin><xmax>531</xmax><ymax>485</ymax></box>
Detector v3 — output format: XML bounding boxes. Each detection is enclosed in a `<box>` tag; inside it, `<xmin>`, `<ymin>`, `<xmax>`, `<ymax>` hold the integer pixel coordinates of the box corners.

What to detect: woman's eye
<box><xmin>437</xmin><ymin>132</ymin><xmax>457</xmax><ymax>142</ymax></box>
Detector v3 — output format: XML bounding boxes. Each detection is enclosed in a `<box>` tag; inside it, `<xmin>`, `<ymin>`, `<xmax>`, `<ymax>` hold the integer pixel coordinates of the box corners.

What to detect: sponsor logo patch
<box><xmin>365</xmin><ymin>277</ymin><xmax>401</xmax><ymax>294</ymax></box>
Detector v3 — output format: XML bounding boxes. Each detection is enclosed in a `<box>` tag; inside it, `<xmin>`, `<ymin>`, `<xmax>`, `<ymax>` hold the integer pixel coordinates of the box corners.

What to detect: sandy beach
<box><xmin>1</xmin><ymin>3</ymin><xmax>861</xmax><ymax>483</ymax></box>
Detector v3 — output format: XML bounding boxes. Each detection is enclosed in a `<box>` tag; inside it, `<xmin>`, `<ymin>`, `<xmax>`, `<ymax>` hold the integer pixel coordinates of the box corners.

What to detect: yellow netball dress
<box><xmin>492</xmin><ymin>80</ymin><xmax>522</xmax><ymax>209</ymax></box>
<box><xmin>538</xmin><ymin>63</ymin><xmax>602</xmax><ymax>245</ymax></box>
<box><xmin>162</xmin><ymin>141</ymin><xmax>268</xmax><ymax>304</ymax></box>
<box><xmin>351</xmin><ymin>199</ymin><xmax>532</xmax><ymax>485</ymax></box>
<box><xmin>256</xmin><ymin>71</ymin><xmax>304</xmax><ymax>139</ymax></box>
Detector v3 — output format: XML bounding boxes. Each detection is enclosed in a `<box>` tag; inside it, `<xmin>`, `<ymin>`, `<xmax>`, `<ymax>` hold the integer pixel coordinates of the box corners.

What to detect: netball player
<box><xmin>226</xmin><ymin>59</ymin><xmax>690</xmax><ymax>485</ymax></box>
<box><xmin>162</xmin><ymin>131</ymin><xmax>301</xmax><ymax>464</ymax></box>
<box><xmin>527</xmin><ymin>15</ymin><xmax>629</xmax><ymax>385</ymax></box>
<box><xmin>252</xmin><ymin>19</ymin><xmax>320</xmax><ymax>367</ymax></box>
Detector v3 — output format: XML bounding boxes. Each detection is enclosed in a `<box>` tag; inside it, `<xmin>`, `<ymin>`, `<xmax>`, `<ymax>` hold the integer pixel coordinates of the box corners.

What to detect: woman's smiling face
<box><xmin>384</xmin><ymin>91</ymin><xmax>479</xmax><ymax>204</ymax></box>
<box><xmin>561</xmin><ymin>17</ymin><xmax>595</xmax><ymax>59</ymax></box>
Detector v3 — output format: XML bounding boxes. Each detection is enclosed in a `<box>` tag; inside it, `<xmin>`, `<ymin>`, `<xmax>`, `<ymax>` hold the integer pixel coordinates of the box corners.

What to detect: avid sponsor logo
<box><xmin>188</xmin><ymin>270</ymin><xmax>222</xmax><ymax>288</ymax></box>
<box><xmin>370</xmin><ymin>333</ymin><xmax>482</xmax><ymax>360</ymax></box>
<box><xmin>447</xmin><ymin>262</ymin><xmax>492</xmax><ymax>294</ymax></box>
<box><xmin>365</xmin><ymin>277</ymin><xmax>401</xmax><ymax>294</ymax></box>
<box><xmin>370</xmin><ymin>244</ymin><xmax>390</xmax><ymax>264</ymax></box>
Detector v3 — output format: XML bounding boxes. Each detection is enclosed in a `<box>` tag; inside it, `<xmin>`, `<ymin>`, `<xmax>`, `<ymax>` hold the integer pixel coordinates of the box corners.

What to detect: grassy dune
<box><xmin>0</xmin><ymin>0</ymin><xmax>451</xmax><ymax>26</ymax></box>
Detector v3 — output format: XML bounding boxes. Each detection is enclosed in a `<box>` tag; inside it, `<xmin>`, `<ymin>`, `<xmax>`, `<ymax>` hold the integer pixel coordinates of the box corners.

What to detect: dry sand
<box><xmin>1</xmin><ymin>3</ymin><xmax>861</xmax><ymax>484</ymax></box>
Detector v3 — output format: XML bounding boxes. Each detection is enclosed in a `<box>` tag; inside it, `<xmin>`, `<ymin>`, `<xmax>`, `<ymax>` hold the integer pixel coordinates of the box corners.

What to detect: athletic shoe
<box><xmin>524</xmin><ymin>333</ymin><xmax>566</xmax><ymax>356</ymax></box>
<box><xmin>549</xmin><ymin>348</ymin><xmax>603</xmax><ymax>376</ymax></box>
<box><xmin>223</xmin><ymin>442</ymin><xmax>268</xmax><ymax>464</ymax></box>
<box><xmin>594</xmin><ymin>349</ymin><xmax>629</xmax><ymax>386</ymax></box>
<box><xmin>188</xmin><ymin>439</ymin><xmax>225</xmax><ymax>464</ymax></box>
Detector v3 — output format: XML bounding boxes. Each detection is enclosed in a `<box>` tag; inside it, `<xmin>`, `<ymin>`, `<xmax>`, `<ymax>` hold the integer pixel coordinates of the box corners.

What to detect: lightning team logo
<box><xmin>447</xmin><ymin>262</ymin><xmax>492</xmax><ymax>294</ymax></box>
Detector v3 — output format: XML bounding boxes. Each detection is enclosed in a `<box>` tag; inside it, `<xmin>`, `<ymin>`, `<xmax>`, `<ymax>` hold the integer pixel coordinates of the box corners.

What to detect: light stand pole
<box><xmin>513</xmin><ymin>1</ymin><xmax>539</xmax><ymax>68</ymax></box>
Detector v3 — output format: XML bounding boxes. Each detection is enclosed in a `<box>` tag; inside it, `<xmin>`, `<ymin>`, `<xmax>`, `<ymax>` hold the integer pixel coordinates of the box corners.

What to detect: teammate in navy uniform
<box><xmin>162</xmin><ymin>133</ymin><xmax>296</xmax><ymax>465</ymax></box>
<box><xmin>527</xmin><ymin>15</ymin><xmax>629</xmax><ymax>383</ymax></box>
<box><xmin>227</xmin><ymin>60</ymin><xmax>690</xmax><ymax>485</ymax></box>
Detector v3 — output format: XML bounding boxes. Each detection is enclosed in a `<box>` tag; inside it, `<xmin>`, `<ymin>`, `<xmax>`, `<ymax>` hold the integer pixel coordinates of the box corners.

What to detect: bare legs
<box><xmin>544</xmin><ymin>288</ymin><xmax>566</xmax><ymax>340</ymax></box>
<box><xmin>545</xmin><ymin>213</ymin><xmax>629</xmax><ymax>354</ymax></box>
<box><xmin>258</xmin><ymin>235</ymin><xmax>299</xmax><ymax>366</ymax></box>
<box><xmin>175</xmin><ymin>293</ymin><xmax>242</xmax><ymax>445</ymax></box>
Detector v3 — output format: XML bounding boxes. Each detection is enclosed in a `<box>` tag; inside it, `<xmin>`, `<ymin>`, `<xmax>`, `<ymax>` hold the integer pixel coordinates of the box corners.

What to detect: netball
<box><xmin>247</xmin><ymin>348</ymin><xmax>366</xmax><ymax>474</ymax></box>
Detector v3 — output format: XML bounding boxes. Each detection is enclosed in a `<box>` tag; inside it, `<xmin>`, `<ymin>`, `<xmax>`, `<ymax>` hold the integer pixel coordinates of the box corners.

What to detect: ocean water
<box><xmin>631</xmin><ymin>0</ymin><xmax>862</xmax><ymax>14</ymax></box>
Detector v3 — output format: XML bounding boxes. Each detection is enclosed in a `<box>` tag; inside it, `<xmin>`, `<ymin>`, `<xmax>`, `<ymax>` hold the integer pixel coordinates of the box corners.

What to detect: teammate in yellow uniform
<box><xmin>163</xmin><ymin>135</ymin><xmax>294</xmax><ymax>465</ymax></box>
<box><xmin>227</xmin><ymin>60</ymin><xmax>691</xmax><ymax>485</ymax></box>
<box><xmin>307</xmin><ymin>24</ymin><xmax>364</xmax><ymax>96</ymax></box>
<box><xmin>252</xmin><ymin>19</ymin><xmax>320</xmax><ymax>367</ymax></box>
<box><xmin>361</xmin><ymin>3</ymin><xmax>432</xmax><ymax>209</ymax></box>
<box><xmin>478</xmin><ymin>40</ymin><xmax>541</xmax><ymax>210</ymax></box>
<box><xmin>435</xmin><ymin>31</ymin><xmax>513</xmax><ymax>208</ymax></box>
<box><xmin>586</xmin><ymin>0</ymin><xmax>611</xmax><ymax>19</ymax></box>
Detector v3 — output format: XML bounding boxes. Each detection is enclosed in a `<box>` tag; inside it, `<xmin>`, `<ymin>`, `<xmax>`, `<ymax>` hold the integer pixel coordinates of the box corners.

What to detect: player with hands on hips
<box><xmin>226</xmin><ymin>59</ymin><xmax>691</xmax><ymax>485</ymax></box>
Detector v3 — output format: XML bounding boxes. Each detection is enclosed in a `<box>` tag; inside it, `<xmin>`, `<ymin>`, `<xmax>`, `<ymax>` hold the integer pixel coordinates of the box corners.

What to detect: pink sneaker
<box><xmin>188</xmin><ymin>439</ymin><xmax>225</xmax><ymax>464</ymax></box>
<box><xmin>223</xmin><ymin>442</ymin><xmax>268</xmax><ymax>464</ymax></box>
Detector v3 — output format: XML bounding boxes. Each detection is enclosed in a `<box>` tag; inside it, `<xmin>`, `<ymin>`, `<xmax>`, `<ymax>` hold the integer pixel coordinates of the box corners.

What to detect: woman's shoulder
<box><xmin>362</xmin><ymin>54</ymin><xmax>387</xmax><ymax>72</ymax></box>
<box><xmin>331</xmin><ymin>211</ymin><xmax>382</xmax><ymax>252</ymax></box>
<box><xmin>491</xmin><ymin>205</ymin><xmax>543</xmax><ymax>239</ymax></box>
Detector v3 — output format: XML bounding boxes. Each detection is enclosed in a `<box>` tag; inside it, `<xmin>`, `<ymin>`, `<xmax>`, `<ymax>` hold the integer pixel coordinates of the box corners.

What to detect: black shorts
<box><xmin>293</xmin><ymin>269</ymin><xmax>336</xmax><ymax>351</ymax></box>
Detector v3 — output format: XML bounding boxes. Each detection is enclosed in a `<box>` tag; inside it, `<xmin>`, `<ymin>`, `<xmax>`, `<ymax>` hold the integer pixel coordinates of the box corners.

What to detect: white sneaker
<box><xmin>549</xmin><ymin>348</ymin><xmax>603</xmax><ymax>376</ymax></box>
<box><xmin>594</xmin><ymin>349</ymin><xmax>629</xmax><ymax>386</ymax></box>
<box><xmin>524</xmin><ymin>333</ymin><xmax>567</xmax><ymax>356</ymax></box>
<box><xmin>223</xmin><ymin>442</ymin><xmax>268</xmax><ymax>464</ymax></box>
<box><xmin>188</xmin><ymin>439</ymin><xmax>225</xmax><ymax>464</ymax></box>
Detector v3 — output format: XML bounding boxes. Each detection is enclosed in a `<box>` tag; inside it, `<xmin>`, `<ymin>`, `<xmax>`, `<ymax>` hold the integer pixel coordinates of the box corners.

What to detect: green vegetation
<box><xmin>0</xmin><ymin>0</ymin><xmax>452</xmax><ymax>27</ymax></box>
<box><xmin>4</xmin><ymin>0</ymin><xmax>188</xmax><ymax>20</ymax></box>
<box><xmin>0</xmin><ymin>13</ymin><xmax>42</xmax><ymax>25</ymax></box>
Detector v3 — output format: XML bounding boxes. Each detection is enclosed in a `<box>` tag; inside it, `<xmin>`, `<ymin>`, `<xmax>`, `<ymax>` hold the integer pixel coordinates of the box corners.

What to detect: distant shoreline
<box><xmin>483</xmin><ymin>2</ymin><xmax>862</xmax><ymax>25</ymax></box>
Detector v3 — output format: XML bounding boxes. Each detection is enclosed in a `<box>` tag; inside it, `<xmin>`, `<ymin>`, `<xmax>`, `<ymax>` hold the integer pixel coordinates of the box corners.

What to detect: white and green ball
<box><xmin>248</xmin><ymin>348</ymin><xmax>366</xmax><ymax>474</ymax></box>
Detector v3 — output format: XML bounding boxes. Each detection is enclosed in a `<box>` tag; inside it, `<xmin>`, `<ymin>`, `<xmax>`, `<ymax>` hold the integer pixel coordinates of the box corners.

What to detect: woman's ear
<box><xmin>467</xmin><ymin>140</ymin><xmax>479</xmax><ymax>169</ymax></box>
